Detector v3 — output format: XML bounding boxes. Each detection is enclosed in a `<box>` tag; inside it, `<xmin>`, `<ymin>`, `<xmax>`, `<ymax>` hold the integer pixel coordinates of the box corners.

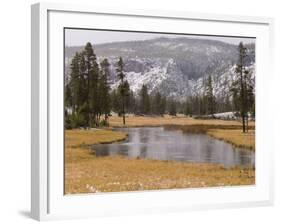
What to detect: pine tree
<box><xmin>246</xmin><ymin>75</ymin><xmax>255</xmax><ymax>119</ymax></box>
<box><xmin>65</xmin><ymin>82</ymin><xmax>72</xmax><ymax>109</ymax></box>
<box><xmin>127</xmin><ymin>90</ymin><xmax>136</xmax><ymax>114</ymax></box>
<box><xmin>237</xmin><ymin>42</ymin><xmax>247</xmax><ymax>132</ymax></box>
<box><xmin>184</xmin><ymin>97</ymin><xmax>192</xmax><ymax>116</ymax></box>
<box><xmin>244</xmin><ymin>69</ymin><xmax>255</xmax><ymax>127</ymax></box>
<box><xmin>64</xmin><ymin>79</ymin><xmax>72</xmax><ymax>129</ymax></box>
<box><xmin>191</xmin><ymin>94</ymin><xmax>202</xmax><ymax>115</ymax></box>
<box><xmin>111</xmin><ymin>89</ymin><xmax>122</xmax><ymax>115</ymax></box>
<box><xmin>139</xmin><ymin>84</ymin><xmax>150</xmax><ymax>114</ymax></box>
<box><xmin>159</xmin><ymin>95</ymin><xmax>166</xmax><ymax>115</ymax></box>
<box><xmin>116</xmin><ymin>57</ymin><xmax>129</xmax><ymax>125</ymax></box>
<box><xmin>77</xmin><ymin>52</ymin><xmax>88</xmax><ymax>127</ymax></box>
<box><xmin>68</xmin><ymin>52</ymin><xmax>87</xmax><ymax>128</ymax></box>
<box><xmin>123</xmin><ymin>80</ymin><xmax>131</xmax><ymax>110</ymax></box>
<box><xmin>169</xmin><ymin>100</ymin><xmax>177</xmax><ymax>116</ymax></box>
<box><xmin>231</xmin><ymin>42</ymin><xmax>254</xmax><ymax>132</ymax></box>
<box><xmin>206</xmin><ymin>75</ymin><xmax>215</xmax><ymax>115</ymax></box>
<box><xmin>69</xmin><ymin>52</ymin><xmax>80</xmax><ymax>113</ymax></box>
<box><xmin>84</xmin><ymin>42</ymin><xmax>99</xmax><ymax>127</ymax></box>
<box><xmin>99</xmin><ymin>58</ymin><xmax>111</xmax><ymax>125</ymax></box>
<box><xmin>152</xmin><ymin>92</ymin><xmax>162</xmax><ymax>115</ymax></box>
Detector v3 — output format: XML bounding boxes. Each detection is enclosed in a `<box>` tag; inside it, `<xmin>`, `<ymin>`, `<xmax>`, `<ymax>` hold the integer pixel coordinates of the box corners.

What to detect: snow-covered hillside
<box><xmin>65</xmin><ymin>37</ymin><xmax>255</xmax><ymax>100</ymax></box>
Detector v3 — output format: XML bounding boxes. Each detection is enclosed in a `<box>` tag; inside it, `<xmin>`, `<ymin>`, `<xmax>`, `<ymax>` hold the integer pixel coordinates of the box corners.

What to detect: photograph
<box><xmin>64</xmin><ymin>28</ymin><xmax>256</xmax><ymax>194</ymax></box>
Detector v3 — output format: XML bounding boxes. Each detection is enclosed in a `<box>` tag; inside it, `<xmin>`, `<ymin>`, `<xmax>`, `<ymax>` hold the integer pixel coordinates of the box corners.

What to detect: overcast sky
<box><xmin>65</xmin><ymin>28</ymin><xmax>255</xmax><ymax>46</ymax></box>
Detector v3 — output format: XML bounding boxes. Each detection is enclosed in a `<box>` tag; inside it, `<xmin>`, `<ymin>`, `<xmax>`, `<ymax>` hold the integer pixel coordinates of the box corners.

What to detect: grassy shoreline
<box><xmin>164</xmin><ymin>124</ymin><xmax>255</xmax><ymax>150</ymax></box>
<box><xmin>65</xmin><ymin>129</ymin><xmax>128</xmax><ymax>163</ymax></box>
<box><xmin>65</xmin><ymin>121</ymin><xmax>255</xmax><ymax>194</ymax></box>
<box><xmin>109</xmin><ymin>116</ymin><xmax>255</xmax><ymax>150</ymax></box>
<box><xmin>109</xmin><ymin>115</ymin><xmax>255</xmax><ymax>128</ymax></box>
<box><xmin>207</xmin><ymin>129</ymin><xmax>255</xmax><ymax>150</ymax></box>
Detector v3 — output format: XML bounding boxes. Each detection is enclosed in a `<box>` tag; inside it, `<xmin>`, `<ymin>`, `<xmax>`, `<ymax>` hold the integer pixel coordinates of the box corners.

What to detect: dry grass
<box><xmin>65</xmin><ymin>129</ymin><xmax>127</xmax><ymax>147</ymax></box>
<box><xmin>65</xmin><ymin>128</ymin><xmax>255</xmax><ymax>194</ymax></box>
<box><xmin>165</xmin><ymin>124</ymin><xmax>255</xmax><ymax>149</ymax></box>
<box><xmin>109</xmin><ymin>115</ymin><xmax>255</xmax><ymax>128</ymax></box>
<box><xmin>65</xmin><ymin>155</ymin><xmax>254</xmax><ymax>194</ymax></box>
<box><xmin>109</xmin><ymin>115</ymin><xmax>255</xmax><ymax>149</ymax></box>
<box><xmin>65</xmin><ymin>129</ymin><xmax>127</xmax><ymax>163</ymax></box>
<box><xmin>207</xmin><ymin>129</ymin><xmax>255</xmax><ymax>150</ymax></box>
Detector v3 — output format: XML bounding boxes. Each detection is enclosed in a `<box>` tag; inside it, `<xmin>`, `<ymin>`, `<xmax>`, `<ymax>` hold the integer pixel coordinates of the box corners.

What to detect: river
<box><xmin>93</xmin><ymin>127</ymin><xmax>255</xmax><ymax>167</ymax></box>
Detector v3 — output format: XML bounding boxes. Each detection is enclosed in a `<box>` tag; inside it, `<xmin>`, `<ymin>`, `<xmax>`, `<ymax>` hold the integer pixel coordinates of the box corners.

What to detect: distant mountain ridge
<box><xmin>65</xmin><ymin>37</ymin><xmax>255</xmax><ymax>100</ymax></box>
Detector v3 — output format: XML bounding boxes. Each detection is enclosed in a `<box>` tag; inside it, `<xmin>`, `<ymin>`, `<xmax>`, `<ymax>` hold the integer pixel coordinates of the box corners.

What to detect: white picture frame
<box><xmin>31</xmin><ymin>2</ymin><xmax>275</xmax><ymax>221</ymax></box>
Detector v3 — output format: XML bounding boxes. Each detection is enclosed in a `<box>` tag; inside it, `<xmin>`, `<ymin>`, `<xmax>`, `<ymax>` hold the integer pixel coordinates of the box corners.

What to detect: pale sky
<box><xmin>65</xmin><ymin>28</ymin><xmax>255</xmax><ymax>46</ymax></box>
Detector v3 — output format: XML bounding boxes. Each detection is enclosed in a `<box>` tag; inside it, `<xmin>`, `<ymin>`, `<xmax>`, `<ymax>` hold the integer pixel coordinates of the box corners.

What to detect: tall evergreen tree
<box><xmin>68</xmin><ymin>52</ymin><xmax>87</xmax><ymax>128</ymax></box>
<box><xmin>69</xmin><ymin>52</ymin><xmax>80</xmax><ymax>112</ymax></box>
<box><xmin>231</xmin><ymin>42</ymin><xmax>254</xmax><ymax>132</ymax></box>
<box><xmin>191</xmin><ymin>94</ymin><xmax>202</xmax><ymax>115</ymax></box>
<box><xmin>244</xmin><ymin>69</ymin><xmax>255</xmax><ymax>127</ymax></box>
<box><xmin>77</xmin><ymin>52</ymin><xmax>89</xmax><ymax>127</ymax></box>
<box><xmin>116</xmin><ymin>57</ymin><xmax>129</xmax><ymax>125</ymax></box>
<box><xmin>127</xmin><ymin>90</ymin><xmax>137</xmax><ymax>114</ymax></box>
<box><xmin>99</xmin><ymin>58</ymin><xmax>111</xmax><ymax>124</ymax></box>
<box><xmin>152</xmin><ymin>92</ymin><xmax>162</xmax><ymax>115</ymax></box>
<box><xmin>184</xmin><ymin>97</ymin><xmax>192</xmax><ymax>116</ymax></box>
<box><xmin>123</xmin><ymin>80</ymin><xmax>131</xmax><ymax>110</ymax></box>
<box><xmin>64</xmin><ymin>79</ymin><xmax>72</xmax><ymax>129</ymax></box>
<box><xmin>159</xmin><ymin>95</ymin><xmax>166</xmax><ymax>115</ymax></box>
<box><xmin>84</xmin><ymin>42</ymin><xmax>99</xmax><ymax>127</ymax></box>
<box><xmin>237</xmin><ymin>42</ymin><xmax>247</xmax><ymax>132</ymax></box>
<box><xmin>169</xmin><ymin>100</ymin><xmax>177</xmax><ymax>116</ymax></box>
<box><xmin>111</xmin><ymin>89</ymin><xmax>121</xmax><ymax>114</ymax></box>
<box><xmin>206</xmin><ymin>75</ymin><xmax>215</xmax><ymax>115</ymax></box>
<box><xmin>246</xmin><ymin>75</ymin><xmax>255</xmax><ymax>119</ymax></box>
<box><xmin>65</xmin><ymin>82</ymin><xmax>72</xmax><ymax>109</ymax></box>
<box><xmin>139</xmin><ymin>84</ymin><xmax>151</xmax><ymax>114</ymax></box>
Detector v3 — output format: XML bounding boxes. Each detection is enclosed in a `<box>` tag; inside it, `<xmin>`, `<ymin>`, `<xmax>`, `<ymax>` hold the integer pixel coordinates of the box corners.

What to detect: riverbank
<box><xmin>110</xmin><ymin>115</ymin><xmax>255</xmax><ymax>150</ymax></box>
<box><xmin>65</xmin><ymin>128</ymin><xmax>255</xmax><ymax>194</ymax></box>
<box><xmin>207</xmin><ymin>129</ymin><xmax>255</xmax><ymax>150</ymax></box>
<box><xmin>65</xmin><ymin>129</ymin><xmax>128</xmax><ymax>163</ymax></box>
<box><xmin>109</xmin><ymin>115</ymin><xmax>255</xmax><ymax>128</ymax></box>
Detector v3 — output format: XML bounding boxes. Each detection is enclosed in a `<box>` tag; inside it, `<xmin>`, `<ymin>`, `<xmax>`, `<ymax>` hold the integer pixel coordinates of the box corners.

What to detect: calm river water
<box><xmin>93</xmin><ymin>127</ymin><xmax>255</xmax><ymax>167</ymax></box>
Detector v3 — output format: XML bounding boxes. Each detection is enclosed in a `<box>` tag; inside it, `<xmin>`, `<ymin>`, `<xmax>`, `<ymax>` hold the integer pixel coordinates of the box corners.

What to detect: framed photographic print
<box><xmin>31</xmin><ymin>2</ymin><xmax>274</xmax><ymax>221</ymax></box>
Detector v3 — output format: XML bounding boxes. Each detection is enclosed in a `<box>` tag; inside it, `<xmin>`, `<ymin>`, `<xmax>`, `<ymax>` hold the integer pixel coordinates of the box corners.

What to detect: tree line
<box><xmin>231</xmin><ymin>42</ymin><xmax>255</xmax><ymax>132</ymax></box>
<box><xmin>65</xmin><ymin>42</ymin><xmax>255</xmax><ymax>132</ymax></box>
<box><xmin>65</xmin><ymin>42</ymin><xmax>113</xmax><ymax>129</ymax></box>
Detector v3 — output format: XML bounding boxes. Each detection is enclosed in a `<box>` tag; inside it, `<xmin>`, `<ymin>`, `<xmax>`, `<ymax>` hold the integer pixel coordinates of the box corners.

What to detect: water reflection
<box><xmin>93</xmin><ymin>127</ymin><xmax>255</xmax><ymax>167</ymax></box>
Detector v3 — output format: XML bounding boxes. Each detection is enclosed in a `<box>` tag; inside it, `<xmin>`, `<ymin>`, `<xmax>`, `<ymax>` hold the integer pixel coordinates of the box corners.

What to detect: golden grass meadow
<box><xmin>65</xmin><ymin>116</ymin><xmax>255</xmax><ymax>194</ymax></box>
